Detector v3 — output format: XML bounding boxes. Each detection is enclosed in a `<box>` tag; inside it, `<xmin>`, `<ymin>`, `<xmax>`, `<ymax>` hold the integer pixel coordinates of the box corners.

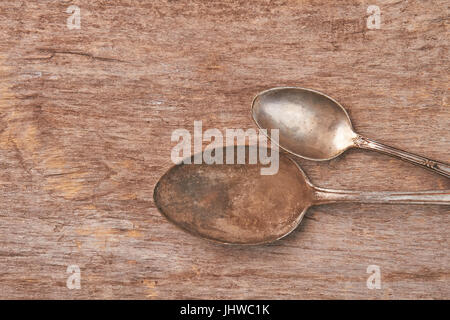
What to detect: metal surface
<box><xmin>252</xmin><ymin>87</ymin><xmax>450</xmax><ymax>178</ymax></box>
<box><xmin>154</xmin><ymin>146</ymin><xmax>450</xmax><ymax>245</ymax></box>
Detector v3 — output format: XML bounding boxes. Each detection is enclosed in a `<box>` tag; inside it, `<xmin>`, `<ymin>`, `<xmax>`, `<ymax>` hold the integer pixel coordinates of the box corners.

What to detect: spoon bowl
<box><xmin>252</xmin><ymin>87</ymin><xmax>357</xmax><ymax>160</ymax></box>
<box><xmin>154</xmin><ymin>146</ymin><xmax>314</xmax><ymax>244</ymax></box>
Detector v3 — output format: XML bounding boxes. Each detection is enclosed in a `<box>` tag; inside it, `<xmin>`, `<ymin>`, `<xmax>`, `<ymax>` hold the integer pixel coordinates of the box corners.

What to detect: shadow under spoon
<box><xmin>153</xmin><ymin>146</ymin><xmax>450</xmax><ymax>245</ymax></box>
<box><xmin>251</xmin><ymin>87</ymin><xmax>450</xmax><ymax>178</ymax></box>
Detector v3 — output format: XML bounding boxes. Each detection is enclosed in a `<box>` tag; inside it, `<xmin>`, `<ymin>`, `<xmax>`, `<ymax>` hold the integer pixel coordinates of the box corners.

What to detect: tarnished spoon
<box><xmin>154</xmin><ymin>146</ymin><xmax>449</xmax><ymax>245</ymax></box>
<box><xmin>252</xmin><ymin>87</ymin><xmax>450</xmax><ymax>178</ymax></box>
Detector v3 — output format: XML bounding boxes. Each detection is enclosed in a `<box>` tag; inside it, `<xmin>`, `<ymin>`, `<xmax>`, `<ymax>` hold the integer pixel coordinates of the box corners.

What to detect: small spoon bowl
<box><xmin>252</xmin><ymin>87</ymin><xmax>357</xmax><ymax>161</ymax></box>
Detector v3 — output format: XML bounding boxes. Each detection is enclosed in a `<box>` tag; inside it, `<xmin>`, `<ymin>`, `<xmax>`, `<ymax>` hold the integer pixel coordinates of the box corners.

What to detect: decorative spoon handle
<box><xmin>313</xmin><ymin>187</ymin><xmax>450</xmax><ymax>205</ymax></box>
<box><xmin>354</xmin><ymin>135</ymin><xmax>450</xmax><ymax>178</ymax></box>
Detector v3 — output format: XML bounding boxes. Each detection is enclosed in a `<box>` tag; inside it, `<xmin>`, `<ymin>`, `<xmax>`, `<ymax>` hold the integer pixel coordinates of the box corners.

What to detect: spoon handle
<box><xmin>354</xmin><ymin>135</ymin><xmax>450</xmax><ymax>178</ymax></box>
<box><xmin>313</xmin><ymin>187</ymin><xmax>450</xmax><ymax>205</ymax></box>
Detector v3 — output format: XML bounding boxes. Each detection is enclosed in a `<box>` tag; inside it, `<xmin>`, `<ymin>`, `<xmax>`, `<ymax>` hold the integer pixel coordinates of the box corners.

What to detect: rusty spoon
<box><xmin>154</xmin><ymin>146</ymin><xmax>450</xmax><ymax>245</ymax></box>
<box><xmin>251</xmin><ymin>87</ymin><xmax>450</xmax><ymax>178</ymax></box>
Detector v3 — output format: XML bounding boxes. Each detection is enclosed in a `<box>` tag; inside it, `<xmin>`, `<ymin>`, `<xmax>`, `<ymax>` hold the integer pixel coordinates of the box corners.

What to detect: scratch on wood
<box><xmin>35</xmin><ymin>48</ymin><xmax>128</xmax><ymax>63</ymax></box>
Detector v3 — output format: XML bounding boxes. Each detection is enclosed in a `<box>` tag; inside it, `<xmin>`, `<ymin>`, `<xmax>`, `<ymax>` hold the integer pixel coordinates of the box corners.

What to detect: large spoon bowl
<box><xmin>154</xmin><ymin>147</ymin><xmax>313</xmax><ymax>244</ymax></box>
<box><xmin>154</xmin><ymin>146</ymin><xmax>450</xmax><ymax>245</ymax></box>
<box><xmin>252</xmin><ymin>87</ymin><xmax>450</xmax><ymax>177</ymax></box>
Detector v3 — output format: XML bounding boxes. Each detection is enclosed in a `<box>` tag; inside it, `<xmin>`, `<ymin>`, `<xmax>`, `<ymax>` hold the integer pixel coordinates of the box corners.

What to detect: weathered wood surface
<box><xmin>0</xmin><ymin>0</ymin><xmax>448</xmax><ymax>299</ymax></box>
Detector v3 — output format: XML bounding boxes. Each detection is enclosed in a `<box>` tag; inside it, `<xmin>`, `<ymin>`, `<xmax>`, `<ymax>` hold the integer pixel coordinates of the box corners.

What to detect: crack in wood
<box><xmin>30</xmin><ymin>48</ymin><xmax>128</xmax><ymax>63</ymax></box>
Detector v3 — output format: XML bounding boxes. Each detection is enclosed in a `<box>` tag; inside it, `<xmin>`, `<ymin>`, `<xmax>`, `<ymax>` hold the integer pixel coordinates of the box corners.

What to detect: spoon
<box><xmin>154</xmin><ymin>146</ymin><xmax>449</xmax><ymax>245</ymax></box>
<box><xmin>251</xmin><ymin>87</ymin><xmax>450</xmax><ymax>178</ymax></box>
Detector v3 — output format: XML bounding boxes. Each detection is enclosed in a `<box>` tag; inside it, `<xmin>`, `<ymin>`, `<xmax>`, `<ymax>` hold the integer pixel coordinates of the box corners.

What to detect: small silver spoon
<box><xmin>252</xmin><ymin>87</ymin><xmax>450</xmax><ymax>178</ymax></box>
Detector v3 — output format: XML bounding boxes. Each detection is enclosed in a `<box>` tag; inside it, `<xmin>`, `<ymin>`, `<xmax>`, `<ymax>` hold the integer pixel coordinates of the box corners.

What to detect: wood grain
<box><xmin>0</xmin><ymin>0</ymin><xmax>448</xmax><ymax>299</ymax></box>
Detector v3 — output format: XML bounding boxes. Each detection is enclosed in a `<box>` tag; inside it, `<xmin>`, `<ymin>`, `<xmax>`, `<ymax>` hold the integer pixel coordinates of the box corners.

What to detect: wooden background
<box><xmin>0</xmin><ymin>0</ymin><xmax>448</xmax><ymax>299</ymax></box>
